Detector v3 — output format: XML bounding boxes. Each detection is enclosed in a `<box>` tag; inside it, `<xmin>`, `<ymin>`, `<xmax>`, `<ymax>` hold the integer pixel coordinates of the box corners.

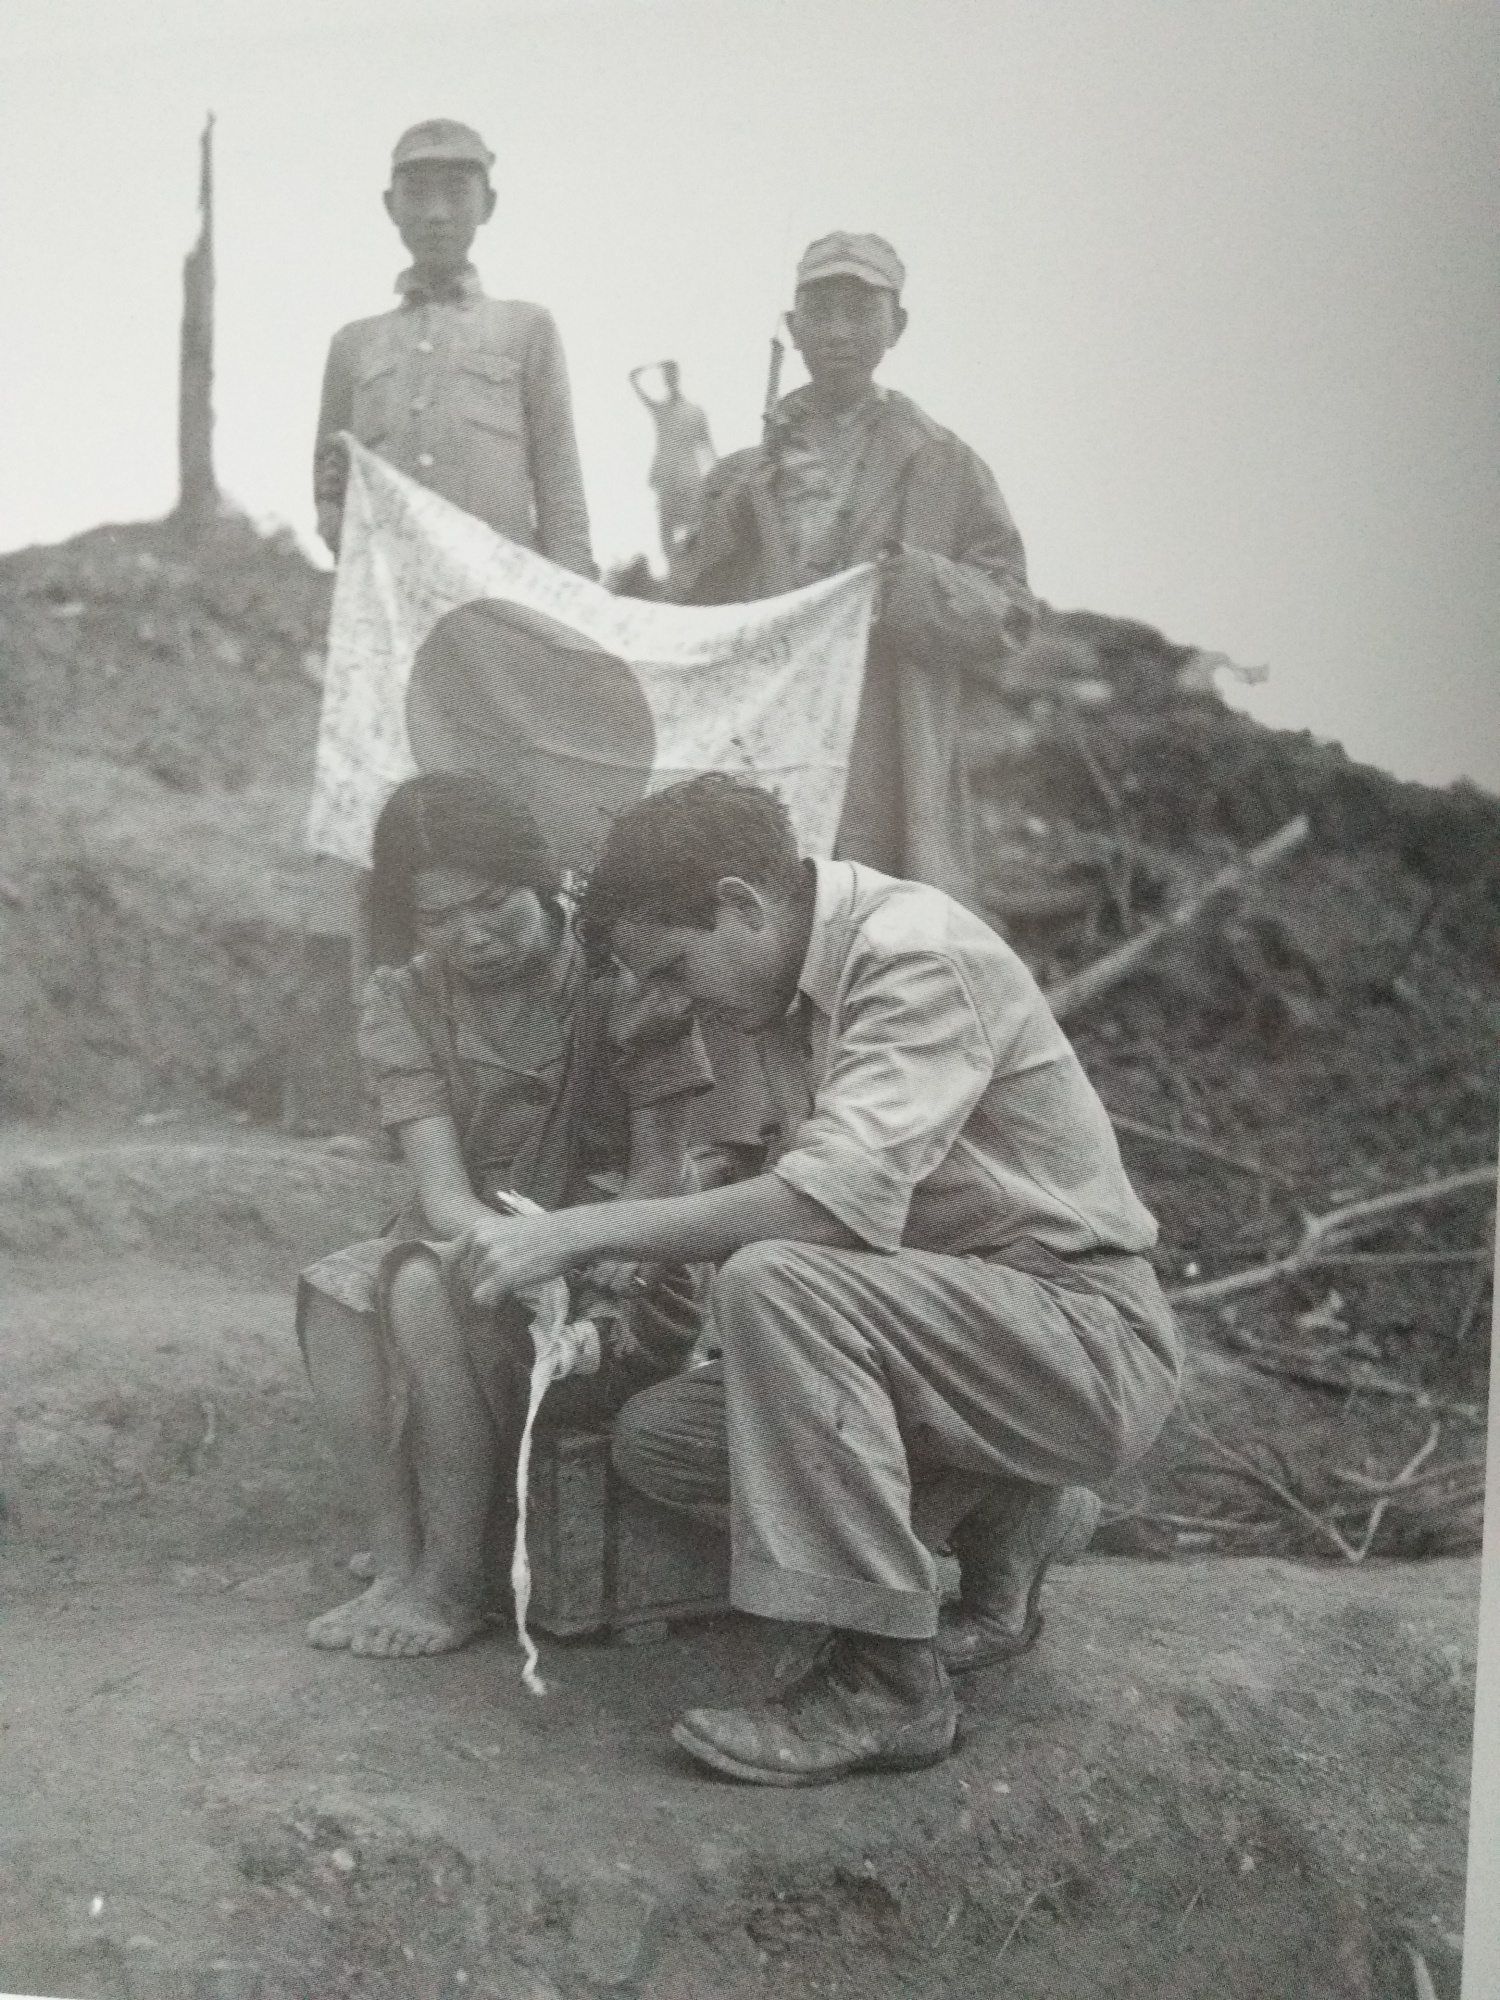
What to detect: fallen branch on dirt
<box><xmin>1214</xmin><ymin>1331</ymin><xmax>1484</xmax><ymax>1421</ymax></box>
<box><xmin>1063</xmin><ymin>711</ymin><xmax>1124</xmax><ymax>825</ymax></box>
<box><xmin>996</xmin><ymin>1878</ymin><xmax>1068</xmax><ymax>1961</ymax></box>
<box><xmin>1331</xmin><ymin>1453</ymin><xmax>1484</xmax><ymax>1500</ymax></box>
<box><xmin>1452</xmin><ymin>1260</ymin><xmax>1493</xmax><ymax>1346</ymax></box>
<box><xmin>1167</xmin><ymin>1162</ymin><xmax>1497</xmax><ymax>1305</ymax></box>
<box><xmin>1108</xmin><ymin>1114</ymin><xmax>1273</xmax><ymax>1180</ymax></box>
<box><xmin>1300</xmin><ymin>1249</ymin><xmax>1491</xmax><ymax>1267</ymax></box>
<box><xmin>1324</xmin><ymin>1423</ymin><xmax>1440</xmax><ymax>1559</ymax></box>
<box><xmin>1045</xmin><ymin>814</ymin><xmax>1309</xmax><ymax>1022</ymax></box>
<box><xmin>1178</xmin><ymin>1408</ymin><xmax>1457</xmax><ymax>1563</ymax></box>
<box><xmin>1406</xmin><ymin>1944</ymin><xmax>1439</xmax><ymax>2000</ymax></box>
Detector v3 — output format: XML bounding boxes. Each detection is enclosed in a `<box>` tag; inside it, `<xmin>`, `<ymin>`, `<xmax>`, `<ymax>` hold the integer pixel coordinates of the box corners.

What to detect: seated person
<box><xmin>447</xmin><ymin>775</ymin><xmax>1182</xmax><ymax>1784</ymax></box>
<box><xmin>298</xmin><ymin>771</ymin><xmax>710</xmax><ymax>1657</ymax></box>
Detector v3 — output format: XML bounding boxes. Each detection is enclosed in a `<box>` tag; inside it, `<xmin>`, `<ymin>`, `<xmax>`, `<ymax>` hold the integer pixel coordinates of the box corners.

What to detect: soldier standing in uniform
<box><xmin>674</xmin><ymin>232</ymin><xmax>1034</xmax><ymax>908</ymax></box>
<box><xmin>313</xmin><ymin>118</ymin><xmax>595</xmax><ymax>578</ymax></box>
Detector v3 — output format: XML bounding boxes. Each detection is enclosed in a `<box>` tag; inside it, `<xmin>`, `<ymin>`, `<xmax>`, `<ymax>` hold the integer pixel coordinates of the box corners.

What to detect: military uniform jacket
<box><xmin>673</xmin><ymin>386</ymin><xmax>1035</xmax><ymax>903</ymax></box>
<box><xmin>315</xmin><ymin>269</ymin><xmax>596</xmax><ymax>577</ymax></box>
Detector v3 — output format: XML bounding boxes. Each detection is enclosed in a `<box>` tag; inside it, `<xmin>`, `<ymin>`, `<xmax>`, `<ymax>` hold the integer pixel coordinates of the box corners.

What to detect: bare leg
<box><xmin>348</xmin><ymin>1252</ymin><xmax>496</xmax><ymax>1658</ymax></box>
<box><xmin>302</xmin><ymin>1292</ymin><xmax>420</xmax><ymax>1649</ymax></box>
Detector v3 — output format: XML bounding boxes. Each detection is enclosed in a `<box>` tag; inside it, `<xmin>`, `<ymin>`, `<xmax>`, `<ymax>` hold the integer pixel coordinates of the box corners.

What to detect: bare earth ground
<box><xmin>0</xmin><ymin>1128</ymin><xmax>1483</xmax><ymax>2000</ymax></box>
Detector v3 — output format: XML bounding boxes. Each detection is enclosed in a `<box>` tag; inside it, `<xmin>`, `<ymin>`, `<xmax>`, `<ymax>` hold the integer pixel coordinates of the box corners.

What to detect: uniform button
<box><xmin>416</xmin><ymin>339</ymin><xmax>434</xmax><ymax>354</ymax></box>
<box><xmin>416</xmin><ymin>452</ymin><xmax>435</xmax><ymax>468</ymax></box>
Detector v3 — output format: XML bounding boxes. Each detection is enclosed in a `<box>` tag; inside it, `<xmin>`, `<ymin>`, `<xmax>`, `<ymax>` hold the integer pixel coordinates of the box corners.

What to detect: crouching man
<box><xmin>449</xmin><ymin>776</ymin><xmax>1182</xmax><ymax>1786</ymax></box>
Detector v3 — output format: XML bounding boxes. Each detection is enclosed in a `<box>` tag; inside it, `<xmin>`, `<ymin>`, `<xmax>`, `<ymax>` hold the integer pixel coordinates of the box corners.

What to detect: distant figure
<box><xmin>629</xmin><ymin>361</ymin><xmax>715</xmax><ymax>566</ymax></box>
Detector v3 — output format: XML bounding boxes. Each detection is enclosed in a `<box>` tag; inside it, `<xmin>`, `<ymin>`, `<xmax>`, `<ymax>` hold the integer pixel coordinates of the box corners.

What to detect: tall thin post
<box><xmin>176</xmin><ymin>113</ymin><xmax>218</xmax><ymax>540</ymax></box>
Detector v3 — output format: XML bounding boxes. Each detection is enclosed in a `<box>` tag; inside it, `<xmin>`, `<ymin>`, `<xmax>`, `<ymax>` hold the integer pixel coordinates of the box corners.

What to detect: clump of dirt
<box><xmin>0</xmin><ymin>515</ymin><xmax>349</xmax><ymax>1121</ymax></box>
<box><xmin>0</xmin><ymin>512</ymin><xmax>329</xmax><ymax>789</ymax></box>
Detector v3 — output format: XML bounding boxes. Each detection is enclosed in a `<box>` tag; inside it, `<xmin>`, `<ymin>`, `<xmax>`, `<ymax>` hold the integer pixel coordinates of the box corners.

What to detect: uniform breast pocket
<box><xmin>351</xmin><ymin>357</ymin><xmax>399</xmax><ymax>446</ymax></box>
<box><xmin>458</xmin><ymin>351</ymin><xmax>524</xmax><ymax>438</ymax></box>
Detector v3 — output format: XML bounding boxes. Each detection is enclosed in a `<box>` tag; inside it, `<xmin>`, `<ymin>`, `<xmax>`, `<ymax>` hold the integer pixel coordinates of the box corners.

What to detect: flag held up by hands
<box><xmin>306</xmin><ymin>439</ymin><xmax>877</xmax><ymax>872</ymax></box>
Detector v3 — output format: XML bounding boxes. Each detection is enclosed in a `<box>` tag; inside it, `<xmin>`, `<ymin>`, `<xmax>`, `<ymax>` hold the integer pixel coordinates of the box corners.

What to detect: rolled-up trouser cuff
<box><xmin>732</xmin><ymin>1554</ymin><xmax>939</xmax><ymax>1639</ymax></box>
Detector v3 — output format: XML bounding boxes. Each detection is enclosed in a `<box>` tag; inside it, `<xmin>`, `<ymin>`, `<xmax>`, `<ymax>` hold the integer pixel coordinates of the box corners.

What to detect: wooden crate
<box><xmin>524</xmin><ymin>1427</ymin><xmax>730</xmax><ymax>1637</ymax></box>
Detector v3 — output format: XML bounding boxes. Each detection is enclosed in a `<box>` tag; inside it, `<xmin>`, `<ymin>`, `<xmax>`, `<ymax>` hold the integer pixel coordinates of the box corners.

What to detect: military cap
<box><xmin>391</xmin><ymin>119</ymin><xmax>495</xmax><ymax>174</ymax></box>
<box><xmin>795</xmin><ymin>231</ymin><xmax>906</xmax><ymax>294</ymax></box>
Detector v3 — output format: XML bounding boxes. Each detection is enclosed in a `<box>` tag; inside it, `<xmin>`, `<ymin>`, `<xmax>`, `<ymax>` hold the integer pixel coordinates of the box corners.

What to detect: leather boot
<box><xmin>672</xmin><ymin>1630</ymin><xmax>956</xmax><ymax>1786</ymax></box>
<box><xmin>939</xmin><ymin>1482</ymin><xmax>1100</xmax><ymax>1674</ymax></box>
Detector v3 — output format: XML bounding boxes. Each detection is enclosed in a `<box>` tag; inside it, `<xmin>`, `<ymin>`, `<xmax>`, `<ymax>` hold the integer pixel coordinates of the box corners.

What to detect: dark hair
<box><xmin>369</xmin><ymin>770</ymin><xmax>561</xmax><ymax>966</ymax></box>
<box><xmin>578</xmin><ymin>775</ymin><xmax>805</xmax><ymax>952</ymax></box>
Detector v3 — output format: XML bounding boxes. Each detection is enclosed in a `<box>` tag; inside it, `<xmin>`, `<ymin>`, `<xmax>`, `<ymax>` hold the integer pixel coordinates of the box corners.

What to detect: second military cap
<box><xmin>795</xmin><ymin>232</ymin><xmax>906</xmax><ymax>294</ymax></box>
<box><xmin>391</xmin><ymin>120</ymin><xmax>495</xmax><ymax>173</ymax></box>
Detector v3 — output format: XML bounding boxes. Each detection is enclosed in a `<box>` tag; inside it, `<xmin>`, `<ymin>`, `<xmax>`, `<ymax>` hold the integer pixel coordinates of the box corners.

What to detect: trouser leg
<box><xmin>643</xmin><ymin>1239</ymin><xmax>1177</xmax><ymax>1641</ymax></box>
<box><xmin>611</xmin><ymin>1360</ymin><xmax>730</xmax><ymax>1522</ymax></box>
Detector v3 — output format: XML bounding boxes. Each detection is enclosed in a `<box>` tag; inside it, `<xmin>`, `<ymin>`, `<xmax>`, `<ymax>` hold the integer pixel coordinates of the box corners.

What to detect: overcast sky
<box><xmin>4</xmin><ymin>0</ymin><xmax>1496</xmax><ymax>790</ymax></box>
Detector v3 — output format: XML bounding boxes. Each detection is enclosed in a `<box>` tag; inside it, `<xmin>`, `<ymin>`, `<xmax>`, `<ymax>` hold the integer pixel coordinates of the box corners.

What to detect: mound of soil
<box><xmin>1</xmin><ymin>516</ymin><xmax>1494</xmax><ymax>1555</ymax></box>
<box><xmin>0</xmin><ymin>516</ymin><xmax>350</xmax><ymax>1121</ymax></box>
<box><xmin>0</xmin><ymin>513</ymin><xmax>328</xmax><ymax>789</ymax></box>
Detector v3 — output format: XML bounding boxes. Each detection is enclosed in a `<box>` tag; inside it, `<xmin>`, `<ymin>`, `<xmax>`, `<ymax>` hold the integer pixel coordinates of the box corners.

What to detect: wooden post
<box><xmin>176</xmin><ymin>114</ymin><xmax>218</xmax><ymax>541</ymax></box>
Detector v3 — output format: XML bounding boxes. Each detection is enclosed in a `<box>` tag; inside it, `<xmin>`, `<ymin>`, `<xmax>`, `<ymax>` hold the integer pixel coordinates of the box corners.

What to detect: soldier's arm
<box><xmin>876</xmin><ymin>444</ymin><xmax>1037</xmax><ymax>680</ymax></box>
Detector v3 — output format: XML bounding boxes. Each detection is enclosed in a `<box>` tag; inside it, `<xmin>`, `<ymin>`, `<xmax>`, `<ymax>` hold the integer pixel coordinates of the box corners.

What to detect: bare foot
<box><xmin>346</xmin><ymin>1582</ymin><xmax>485</xmax><ymax>1658</ymax></box>
<box><xmin>306</xmin><ymin>1575</ymin><xmax>404</xmax><ymax>1650</ymax></box>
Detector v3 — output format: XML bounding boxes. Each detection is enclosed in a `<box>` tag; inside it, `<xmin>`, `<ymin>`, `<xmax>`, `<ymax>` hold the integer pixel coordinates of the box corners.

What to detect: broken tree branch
<box><xmin>1453</xmin><ymin>1260</ymin><xmax>1493</xmax><ymax>1345</ymax></box>
<box><xmin>1166</xmin><ymin>1162</ymin><xmax>1497</xmax><ymax>1305</ymax></box>
<box><xmin>1044</xmin><ymin>814</ymin><xmax>1309</xmax><ymax>1022</ymax></box>
<box><xmin>1340</xmin><ymin>1424</ymin><xmax>1441</xmax><ymax>1561</ymax></box>
<box><xmin>996</xmin><ymin>1879</ymin><xmax>1068</xmax><ymax>1961</ymax></box>
<box><xmin>1301</xmin><ymin>1249</ymin><xmax>1491</xmax><ymax>1268</ymax></box>
<box><xmin>175</xmin><ymin>112</ymin><xmax>218</xmax><ymax>541</ymax></box>
<box><xmin>1406</xmin><ymin>1945</ymin><xmax>1439</xmax><ymax>2000</ymax></box>
<box><xmin>1063</xmin><ymin>710</ymin><xmax>1124</xmax><ymax>824</ymax></box>
<box><xmin>1181</xmin><ymin>1405</ymin><xmax>1364</xmax><ymax>1560</ymax></box>
<box><xmin>1181</xmin><ymin>1408</ymin><xmax>1455</xmax><ymax>1562</ymax></box>
<box><xmin>1214</xmin><ymin>1335</ymin><xmax>1483</xmax><ymax>1420</ymax></box>
<box><xmin>1107</xmin><ymin>1113</ymin><xmax>1272</xmax><ymax>1180</ymax></box>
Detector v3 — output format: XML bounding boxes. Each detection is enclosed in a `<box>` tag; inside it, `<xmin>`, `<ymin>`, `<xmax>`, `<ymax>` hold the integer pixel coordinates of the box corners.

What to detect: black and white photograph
<box><xmin>2</xmin><ymin>4</ymin><xmax>1496</xmax><ymax>1996</ymax></box>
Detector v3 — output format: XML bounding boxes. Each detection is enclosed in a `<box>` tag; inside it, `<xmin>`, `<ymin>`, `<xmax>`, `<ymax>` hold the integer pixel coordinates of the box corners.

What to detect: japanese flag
<box><xmin>306</xmin><ymin>440</ymin><xmax>877</xmax><ymax>871</ymax></box>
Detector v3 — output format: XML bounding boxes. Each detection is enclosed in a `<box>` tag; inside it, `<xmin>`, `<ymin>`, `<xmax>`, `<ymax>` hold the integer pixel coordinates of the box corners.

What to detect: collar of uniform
<box><xmin>792</xmin><ymin>856</ymin><xmax>860</xmax><ymax>1017</ymax></box>
<box><xmin>395</xmin><ymin>263</ymin><xmax>485</xmax><ymax>307</ymax></box>
<box><xmin>769</xmin><ymin>381</ymin><xmax>887</xmax><ymax>438</ymax></box>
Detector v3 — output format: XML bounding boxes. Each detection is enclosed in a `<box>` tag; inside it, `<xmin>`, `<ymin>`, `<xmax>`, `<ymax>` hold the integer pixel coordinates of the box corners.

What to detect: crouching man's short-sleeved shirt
<box><xmin>761</xmin><ymin>861</ymin><xmax>1157</xmax><ymax>1259</ymax></box>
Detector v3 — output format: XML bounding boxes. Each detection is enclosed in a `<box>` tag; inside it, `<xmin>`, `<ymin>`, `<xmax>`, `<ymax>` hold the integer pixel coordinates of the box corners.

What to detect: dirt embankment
<box><xmin>0</xmin><ymin>518</ymin><xmax>352</xmax><ymax>1123</ymax></box>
